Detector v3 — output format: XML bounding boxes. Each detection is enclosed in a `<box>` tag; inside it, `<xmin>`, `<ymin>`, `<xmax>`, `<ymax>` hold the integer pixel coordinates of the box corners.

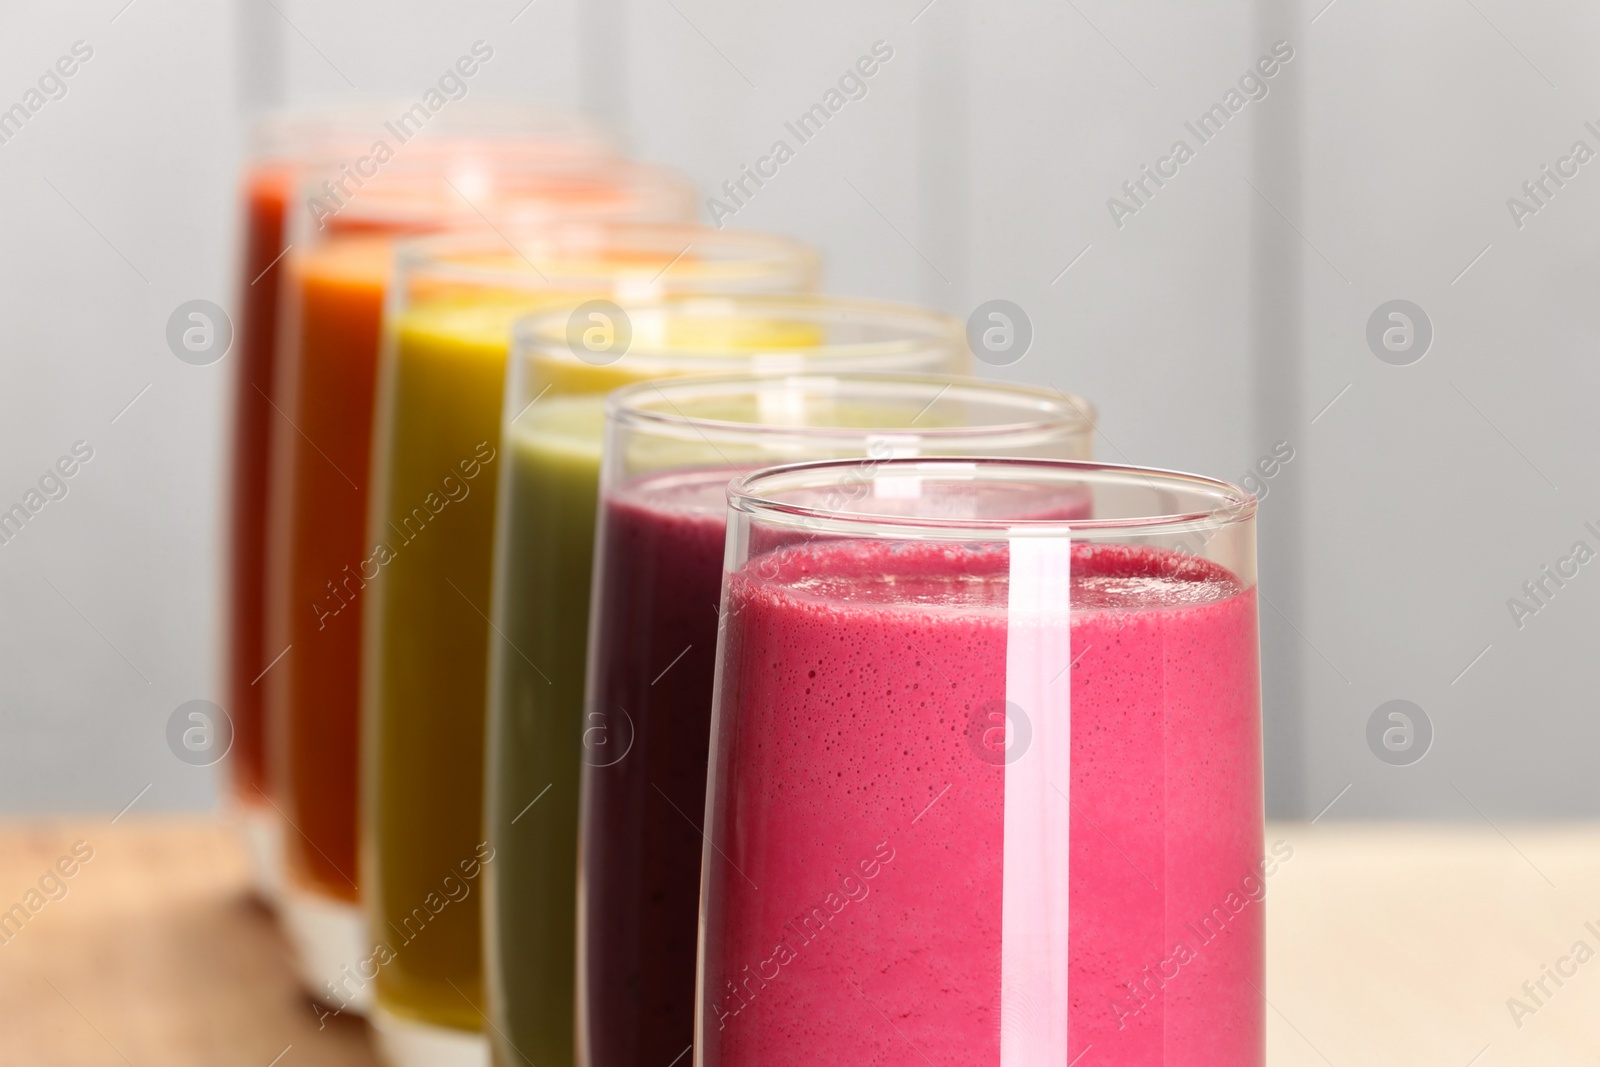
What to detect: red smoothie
<box><xmin>225</xmin><ymin>164</ymin><xmax>293</xmax><ymax>806</ymax></box>
<box><xmin>700</xmin><ymin>538</ymin><xmax>1263</xmax><ymax>1067</ymax></box>
<box><xmin>581</xmin><ymin>468</ymin><xmax>730</xmax><ymax>1067</ymax></box>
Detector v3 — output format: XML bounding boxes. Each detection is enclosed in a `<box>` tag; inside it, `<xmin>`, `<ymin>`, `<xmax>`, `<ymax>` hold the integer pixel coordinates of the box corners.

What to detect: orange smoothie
<box><xmin>260</xmin><ymin>158</ymin><xmax>697</xmax><ymax>1018</ymax></box>
<box><xmin>264</xmin><ymin>235</ymin><xmax>392</xmax><ymax>902</ymax></box>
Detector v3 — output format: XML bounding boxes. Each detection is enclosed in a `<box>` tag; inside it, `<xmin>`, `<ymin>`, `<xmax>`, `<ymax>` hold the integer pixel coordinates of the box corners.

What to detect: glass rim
<box><xmin>282</xmin><ymin>139</ymin><xmax>624</xmax><ymax>181</ymax></box>
<box><xmin>394</xmin><ymin>223</ymin><xmax>819</xmax><ymax>289</ymax></box>
<box><xmin>604</xmin><ymin>373</ymin><xmax>1096</xmax><ymax>445</ymax></box>
<box><xmin>292</xmin><ymin>155</ymin><xmax>693</xmax><ymax>227</ymax></box>
<box><xmin>514</xmin><ymin>294</ymin><xmax>963</xmax><ymax>372</ymax></box>
<box><xmin>727</xmin><ymin>456</ymin><xmax>1258</xmax><ymax>537</ymax></box>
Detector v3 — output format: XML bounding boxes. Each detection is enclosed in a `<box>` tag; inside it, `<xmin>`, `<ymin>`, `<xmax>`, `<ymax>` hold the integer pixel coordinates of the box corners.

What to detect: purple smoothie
<box><xmin>580</xmin><ymin>468</ymin><xmax>730</xmax><ymax>1067</ymax></box>
<box><xmin>700</xmin><ymin>538</ymin><xmax>1263</xmax><ymax>1067</ymax></box>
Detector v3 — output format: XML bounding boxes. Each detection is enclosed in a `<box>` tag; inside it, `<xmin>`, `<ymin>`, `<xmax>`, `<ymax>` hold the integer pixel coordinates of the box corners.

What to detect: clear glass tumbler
<box><xmin>700</xmin><ymin>458</ymin><xmax>1263</xmax><ymax>1067</ymax></box>
<box><xmin>579</xmin><ymin>375</ymin><xmax>1095</xmax><ymax>1067</ymax></box>
<box><xmin>229</xmin><ymin>105</ymin><xmax>586</xmax><ymax>903</ymax></box>
<box><xmin>261</xmin><ymin>152</ymin><xmax>694</xmax><ymax>1037</ymax></box>
<box><xmin>360</xmin><ymin>232</ymin><xmax>820</xmax><ymax>1057</ymax></box>
<box><xmin>485</xmin><ymin>299</ymin><xmax>971</xmax><ymax>1067</ymax></box>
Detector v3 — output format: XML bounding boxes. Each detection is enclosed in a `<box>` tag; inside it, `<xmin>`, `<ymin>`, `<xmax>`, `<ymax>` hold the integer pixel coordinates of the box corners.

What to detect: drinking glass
<box><xmin>579</xmin><ymin>374</ymin><xmax>1095</xmax><ymax>1067</ymax></box>
<box><xmin>701</xmin><ymin>458</ymin><xmax>1262</xmax><ymax>1067</ymax></box>
<box><xmin>484</xmin><ymin>298</ymin><xmax>972</xmax><ymax>1067</ymax></box>
<box><xmin>361</xmin><ymin>231</ymin><xmax>820</xmax><ymax>1061</ymax></box>
<box><xmin>261</xmin><ymin>153</ymin><xmax>694</xmax><ymax>1032</ymax></box>
<box><xmin>227</xmin><ymin>108</ymin><xmax>615</xmax><ymax>895</ymax></box>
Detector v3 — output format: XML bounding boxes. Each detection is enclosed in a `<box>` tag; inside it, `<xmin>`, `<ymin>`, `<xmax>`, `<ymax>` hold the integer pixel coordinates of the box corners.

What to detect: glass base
<box><xmin>237</xmin><ymin>802</ymin><xmax>284</xmax><ymax>906</ymax></box>
<box><xmin>282</xmin><ymin>887</ymin><xmax>373</xmax><ymax>1013</ymax></box>
<box><xmin>371</xmin><ymin>1007</ymin><xmax>488</xmax><ymax>1067</ymax></box>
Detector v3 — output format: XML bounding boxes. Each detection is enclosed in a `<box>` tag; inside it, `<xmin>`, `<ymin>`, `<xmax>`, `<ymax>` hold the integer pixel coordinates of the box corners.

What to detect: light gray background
<box><xmin>0</xmin><ymin>0</ymin><xmax>1590</xmax><ymax>820</ymax></box>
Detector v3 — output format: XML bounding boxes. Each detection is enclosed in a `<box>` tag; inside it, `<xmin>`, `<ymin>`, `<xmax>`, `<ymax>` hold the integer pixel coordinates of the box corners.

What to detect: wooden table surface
<box><xmin>1</xmin><ymin>816</ymin><xmax>1596</xmax><ymax>1066</ymax></box>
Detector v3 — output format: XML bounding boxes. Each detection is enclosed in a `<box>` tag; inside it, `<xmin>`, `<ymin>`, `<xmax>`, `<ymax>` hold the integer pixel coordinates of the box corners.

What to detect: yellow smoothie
<box><xmin>361</xmin><ymin>230</ymin><xmax>821</xmax><ymax>1035</ymax></box>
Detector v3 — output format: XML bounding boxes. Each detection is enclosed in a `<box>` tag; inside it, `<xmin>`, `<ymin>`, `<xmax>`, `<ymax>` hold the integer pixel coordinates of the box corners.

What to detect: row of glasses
<box><xmin>223</xmin><ymin>102</ymin><xmax>1266</xmax><ymax>1067</ymax></box>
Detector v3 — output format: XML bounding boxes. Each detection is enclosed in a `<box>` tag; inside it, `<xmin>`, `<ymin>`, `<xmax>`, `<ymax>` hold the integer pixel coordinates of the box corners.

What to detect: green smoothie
<box><xmin>484</xmin><ymin>395</ymin><xmax>606</xmax><ymax>1067</ymax></box>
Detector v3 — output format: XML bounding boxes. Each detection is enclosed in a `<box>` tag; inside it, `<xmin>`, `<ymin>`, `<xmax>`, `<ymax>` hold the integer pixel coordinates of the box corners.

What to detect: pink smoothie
<box><xmin>700</xmin><ymin>539</ymin><xmax>1262</xmax><ymax>1067</ymax></box>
